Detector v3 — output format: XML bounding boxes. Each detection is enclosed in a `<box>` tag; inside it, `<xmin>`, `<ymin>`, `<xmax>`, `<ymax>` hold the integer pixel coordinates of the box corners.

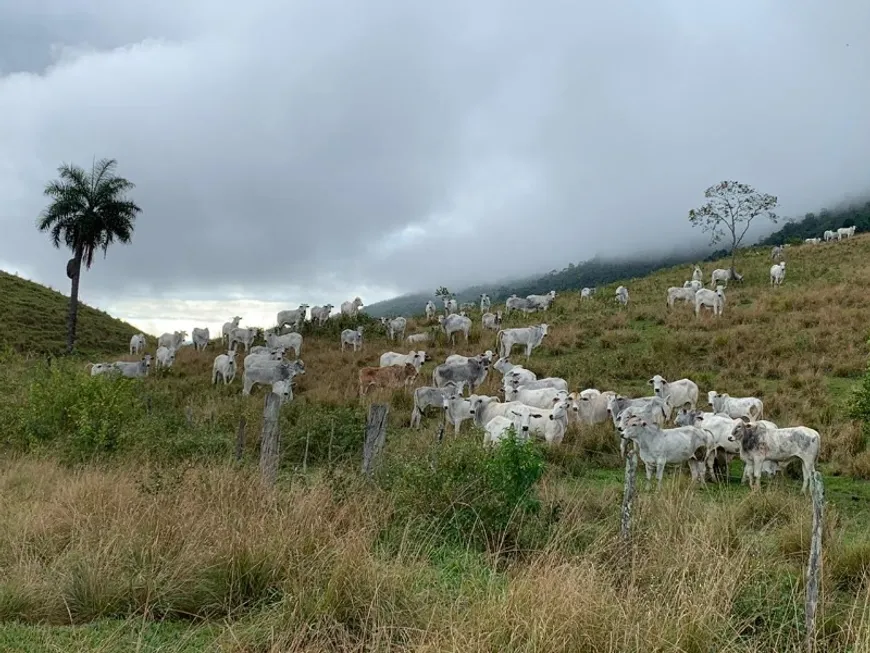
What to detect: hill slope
<box><xmin>0</xmin><ymin>270</ymin><xmax>144</xmax><ymax>356</ymax></box>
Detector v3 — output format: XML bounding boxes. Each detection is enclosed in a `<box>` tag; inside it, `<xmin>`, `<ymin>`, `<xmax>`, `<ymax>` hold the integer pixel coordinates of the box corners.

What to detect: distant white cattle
<box><xmin>266</xmin><ymin>331</ymin><xmax>302</xmax><ymax>357</ymax></box>
<box><xmin>222</xmin><ymin>317</ymin><xmax>242</xmax><ymax>344</ymax></box>
<box><xmin>438</xmin><ymin>313</ymin><xmax>472</xmax><ymax>345</ymax></box>
<box><xmin>479</xmin><ymin>293</ymin><xmax>491</xmax><ymax>312</ymax></box>
<box><xmin>191</xmin><ymin>327</ymin><xmax>210</xmax><ymax>352</ymax></box>
<box><xmin>442</xmin><ymin>297</ymin><xmax>458</xmax><ymax>315</ymax></box>
<box><xmin>340</xmin><ymin>327</ymin><xmax>364</xmax><ymax>352</ymax></box>
<box><xmin>381</xmin><ymin>316</ymin><xmax>407</xmax><ymax>341</ymax></box>
<box><xmin>771</xmin><ymin>245</ymin><xmax>783</xmax><ymax>260</ymax></box>
<box><xmin>481</xmin><ymin>311</ymin><xmax>502</xmax><ymax>331</ymax></box>
<box><xmin>692</xmin><ymin>265</ymin><xmax>702</xmax><ymax>282</ymax></box>
<box><xmin>425</xmin><ymin>301</ymin><xmax>437</xmax><ymax>320</ymax></box>
<box><xmin>406</xmin><ymin>332</ymin><xmax>431</xmax><ymax>344</ymax></box>
<box><xmin>580</xmin><ymin>287</ymin><xmax>594</xmax><ymax>299</ymax></box>
<box><xmin>770</xmin><ymin>262</ymin><xmax>786</xmax><ymax>286</ymax></box>
<box><xmin>380</xmin><ymin>350</ymin><xmax>426</xmax><ymax>372</ymax></box>
<box><xmin>805</xmin><ymin>237</ymin><xmax>821</xmax><ymax>245</ymax></box>
<box><xmin>157</xmin><ymin>331</ymin><xmax>186</xmax><ymax>350</ymax></box>
<box><xmin>155</xmin><ymin>346</ymin><xmax>176</xmax><ymax>370</ymax></box>
<box><xmin>496</xmin><ymin>324</ymin><xmax>549</xmax><ymax>359</ymax></box>
<box><xmin>710</xmin><ymin>268</ymin><xmax>743</xmax><ymax>287</ymax></box>
<box><xmin>823</xmin><ymin>230</ymin><xmax>837</xmax><ymax>242</ymax></box>
<box><xmin>707</xmin><ymin>391</ymin><xmax>763</xmax><ymax>421</ymax></box>
<box><xmin>341</xmin><ymin>297</ymin><xmax>364</xmax><ymax>317</ymax></box>
<box><xmin>229</xmin><ymin>327</ymin><xmax>259</xmax><ymax>352</ymax></box>
<box><xmin>837</xmin><ymin>225</ymin><xmax>857</xmax><ymax>240</ymax></box>
<box><xmin>129</xmin><ymin>333</ymin><xmax>146</xmax><ymax>355</ymax></box>
<box><xmin>683</xmin><ymin>280</ymin><xmax>702</xmax><ymax>292</ymax></box>
<box><xmin>694</xmin><ymin>286</ymin><xmax>725</xmax><ymax>317</ymax></box>
<box><xmin>276</xmin><ymin>304</ymin><xmax>309</xmax><ymax>330</ymax></box>
<box><xmin>667</xmin><ymin>286</ymin><xmax>697</xmax><ymax>308</ymax></box>
<box><xmin>212</xmin><ymin>350</ymin><xmax>237</xmax><ymax>385</ymax></box>
<box><xmin>526</xmin><ymin>291</ymin><xmax>556</xmax><ymax>311</ymax></box>
<box><xmin>505</xmin><ymin>295</ymin><xmax>536</xmax><ymax>314</ymax></box>
<box><xmin>110</xmin><ymin>356</ymin><xmax>153</xmax><ymax>378</ymax></box>
<box><xmin>310</xmin><ymin>304</ymin><xmax>333</xmax><ymax>325</ymax></box>
<box><xmin>615</xmin><ymin>286</ymin><xmax>629</xmax><ymax>307</ymax></box>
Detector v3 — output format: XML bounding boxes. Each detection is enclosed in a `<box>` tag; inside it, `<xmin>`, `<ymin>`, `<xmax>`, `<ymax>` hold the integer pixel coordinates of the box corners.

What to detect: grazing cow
<box><xmin>569</xmin><ymin>389</ymin><xmax>616</xmax><ymax>425</ymax></box>
<box><xmin>805</xmin><ymin>237</ymin><xmax>821</xmax><ymax>245</ymax></box>
<box><xmin>341</xmin><ymin>297</ymin><xmax>364</xmax><ymax>317</ymax></box>
<box><xmin>580</xmin><ymin>287</ymin><xmax>594</xmax><ymax>299</ymax></box>
<box><xmin>212</xmin><ymin>350</ymin><xmax>237</xmax><ymax>385</ymax></box>
<box><xmin>276</xmin><ymin>304</ymin><xmax>309</xmax><ymax>330</ymax></box>
<box><xmin>484</xmin><ymin>405</ymin><xmax>541</xmax><ymax>447</ymax></box>
<box><xmin>155</xmin><ymin>346</ymin><xmax>176</xmax><ymax>370</ymax></box>
<box><xmin>158</xmin><ymin>331</ymin><xmax>186</xmax><ymax>350</ymax></box>
<box><xmin>683</xmin><ymin>280</ymin><xmax>702</xmax><ymax>292</ymax></box>
<box><xmin>526</xmin><ymin>290</ymin><xmax>557</xmax><ymax>311</ymax></box>
<box><xmin>438</xmin><ymin>313</ymin><xmax>472</xmax><ymax>345</ymax></box>
<box><xmin>433</xmin><ymin>357</ymin><xmax>489</xmax><ymax>393</ymax></box>
<box><xmin>608</xmin><ymin>396</ymin><xmax>670</xmax><ymax>456</ymax></box>
<box><xmin>615</xmin><ymin>286</ymin><xmax>629</xmax><ymax>307</ymax></box>
<box><xmin>446</xmin><ymin>350</ymin><xmax>494</xmax><ymax>366</ymax></box>
<box><xmin>824</xmin><ymin>229</ymin><xmax>837</xmax><ymax>242</ymax></box>
<box><xmin>505</xmin><ymin>374</ymin><xmax>568</xmax><ymax>394</ymax></box>
<box><xmin>229</xmin><ymin>327</ymin><xmax>259</xmax><ymax>352</ymax></box>
<box><xmin>380</xmin><ymin>350</ymin><xmax>426</xmax><ymax>372</ymax></box>
<box><xmin>710</xmin><ymin>268</ymin><xmax>744</xmax><ymax>288</ymax></box>
<box><xmin>248</xmin><ymin>346</ymin><xmax>285</xmax><ymax>360</ymax></box>
<box><xmin>442</xmin><ymin>297</ymin><xmax>458</xmax><ymax>315</ymax></box>
<box><xmin>731</xmin><ymin>421</ymin><xmax>820</xmax><ymax>492</ymax></box>
<box><xmin>692</xmin><ymin>265</ymin><xmax>702</xmax><ymax>282</ymax></box>
<box><xmin>771</xmin><ymin>245</ymin><xmax>783</xmax><ymax>260</ymax></box>
<box><xmin>524</xmin><ymin>396</ymin><xmax>572</xmax><ymax>445</ymax></box>
<box><xmin>266</xmin><ymin>331</ymin><xmax>303</xmax><ymax>357</ymax></box>
<box><xmin>837</xmin><ymin>225</ymin><xmax>857</xmax><ymax>240</ymax></box>
<box><xmin>191</xmin><ymin>327</ymin><xmax>210</xmax><ymax>352</ymax></box>
<box><xmin>88</xmin><ymin>362</ymin><xmax>121</xmax><ymax>377</ymax></box>
<box><xmin>310</xmin><ymin>304</ymin><xmax>333</xmax><ymax>325</ymax></box>
<box><xmin>381</xmin><ymin>316</ymin><xmax>407</xmax><ymax>341</ymax></box>
<box><xmin>481</xmin><ymin>311</ymin><xmax>502</xmax><ymax>331</ymax></box>
<box><xmin>242</xmin><ymin>359</ymin><xmax>303</xmax><ymax>396</ymax></box>
<box><xmin>358</xmin><ymin>363</ymin><xmax>418</xmax><ymax>396</ymax></box>
<box><xmin>695</xmin><ymin>286</ymin><xmax>725</xmax><ymax>317</ymax></box>
<box><xmin>504</xmin><ymin>384</ymin><xmax>569</xmax><ymax>410</ymax></box>
<box><xmin>410</xmin><ymin>381</ymin><xmax>465</xmax><ymax>428</ymax></box>
<box><xmin>505</xmin><ymin>295</ymin><xmax>536</xmax><ymax>314</ymax></box>
<box><xmin>770</xmin><ymin>262</ymin><xmax>786</xmax><ymax>286</ymax></box>
<box><xmin>707</xmin><ymin>391</ymin><xmax>763</xmax><ymax>421</ymax></box>
<box><xmin>667</xmin><ymin>286</ymin><xmax>697</xmax><ymax>308</ymax></box>
<box><xmin>425</xmin><ymin>301</ymin><xmax>437</xmax><ymax>320</ymax></box>
<box><xmin>442</xmin><ymin>390</ymin><xmax>473</xmax><ymax>434</ymax></box>
<box><xmin>649</xmin><ymin>374</ymin><xmax>699</xmax><ymax>412</ymax></box>
<box><xmin>129</xmin><ymin>333</ymin><xmax>146</xmax><ymax>355</ymax></box>
<box><xmin>406</xmin><ymin>332</ymin><xmax>431</xmax><ymax>344</ymax></box>
<box><xmin>222</xmin><ymin>317</ymin><xmax>242</xmax><ymax>344</ymax></box>
<box><xmin>340</xmin><ymin>327</ymin><xmax>364</xmax><ymax>352</ymax></box>
<box><xmin>493</xmin><ymin>356</ymin><xmax>537</xmax><ymax>384</ymax></box>
<box><xmin>479</xmin><ymin>293</ymin><xmax>492</xmax><ymax>312</ymax></box>
<box><xmin>110</xmin><ymin>356</ymin><xmax>153</xmax><ymax>378</ymax></box>
<box><xmin>619</xmin><ymin>417</ymin><xmax>712</xmax><ymax>488</ymax></box>
<box><xmin>496</xmin><ymin>324</ymin><xmax>549</xmax><ymax>359</ymax></box>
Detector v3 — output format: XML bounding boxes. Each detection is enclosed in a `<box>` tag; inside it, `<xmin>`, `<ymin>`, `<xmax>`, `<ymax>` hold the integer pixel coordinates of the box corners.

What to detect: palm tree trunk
<box><xmin>66</xmin><ymin>245</ymin><xmax>84</xmax><ymax>354</ymax></box>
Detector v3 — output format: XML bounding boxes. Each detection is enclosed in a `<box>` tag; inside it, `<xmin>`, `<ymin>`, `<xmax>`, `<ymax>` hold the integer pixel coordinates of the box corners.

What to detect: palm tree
<box><xmin>36</xmin><ymin>158</ymin><xmax>142</xmax><ymax>353</ymax></box>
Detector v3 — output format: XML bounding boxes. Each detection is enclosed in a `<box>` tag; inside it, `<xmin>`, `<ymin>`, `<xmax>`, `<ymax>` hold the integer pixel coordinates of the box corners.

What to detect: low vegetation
<box><xmin>2</xmin><ymin>235</ymin><xmax>870</xmax><ymax>650</ymax></box>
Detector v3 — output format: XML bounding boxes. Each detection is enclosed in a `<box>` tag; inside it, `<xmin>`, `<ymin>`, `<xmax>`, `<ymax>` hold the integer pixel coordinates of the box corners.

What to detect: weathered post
<box><xmin>302</xmin><ymin>430</ymin><xmax>311</xmax><ymax>473</ymax></box>
<box><xmin>805</xmin><ymin>471</ymin><xmax>825</xmax><ymax>653</ymax></box>
<box><xmin>184</xmin><ymin>405</ymin><xmax>194</xmax><ymax>427</ymax></box>
<box><xmin>234</xmin><ymin>416</ymin><xmax>247</xmax><ymax>462</ymax></box>
<box><xmin>361</xmin><ymin>404</ymin><xmax>389</xmax><ymax>477</ymax></box>
<box><xmin>620</xmin><ymin>450</ymin><xmax>638</xmax><ymax>545</ymax></box>
<box><xmin>259</xmin><ymin>392</ymin><xmax>282</xmax><ymax>485</ymax></box>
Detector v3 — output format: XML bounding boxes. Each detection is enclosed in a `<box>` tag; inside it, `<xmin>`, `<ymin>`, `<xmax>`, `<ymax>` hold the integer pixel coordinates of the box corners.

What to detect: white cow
<box><xmin>695</xmin><ymin>286</ymin><xmax>725</xmax><ymax>317</ymax></box>
<box><xmin>505</xmin><ymin>295</ymin><xmax>537</xmax><ymax>314</ymax></box>
<box><xmin>481</xmin><ymin>311</ymin><xmax>502</xmax><ymax>331</ymax></box>
<box><xmin>409</xmin><ymin>382</ymin><xmax>465</xmax><ymax>428</ymax></box>
<box><xmin>580</xmin><ymin>287</ymin><xmax>594</xmax><ymax>299</ymax></box>
<box><xmin>496</xmin><ymin>324</ymin><xmax>549</xmax><ymax>359</ymax></box>
<box><xmin>675</xmin><ymin>409</ymin><xmax>743</xmax><ymax>481</ymax></box>
<box><xmin>823</xmin><ymin>230</ymin><xmax>837</xmax><ymax>242</ymax></box>
<box><xmin>683</xmin><ymin>280</ymin><xmax>702</xmax><ymax>292</ymax></box>
<box><xmin>504</xmin><ymin>385</ymin><xmax>569</xmax><ymax>411</ymax></box>
<box><xmin>770</xmin><ymin>262</ymin><xmax>786</xmax><ymax>286</ymax></box>
<box><xmin>432</xmin><ymin>358</ymin><xmax>490</xmax><ymax>393</ymax></box>
<box><xmin>129</xmin><ymin>333</ymin><xmax>146</xmax><ymax>355</ymax></box>
<box><xmin>341</xmin><ymin>297</ymin><xmax>364</xmax><ymax>317</ymax></box>
<box><xmin>483</xmin><ymin>405</ymin><xmax>540</xmax><ymax>447</ymax></box>
<box><xmin>667</xmin><ymin>286</ymin><xmax>697</xmax><ymax>308</ymax></box>
<box><xmin>229</xmin><ymin>327</ymin><xmax>259</xmax><ymax>352</ymax></box>
<box><xmin>479</xmin><ymin>293</ymin><xmax>492</xmax><ymax>312</ymax></box>
<box><xmin>442</xmin><ymin>297</ymin><xmax>458</xmax><ymax>315</ymax></box>
<box><xmin>526</xmin><ymin>291</ymin><xmax>557</xmax><ymax>311</ymax></box>
<box><xmin>310</xmin><ymin>304</ymin><xmax>333</xmax><ymax>325</ymax></box>
<box><xmin>619</xmin><ymin>417</ymin><xmax>712</xmax><ymax>488</ymax></box>
<box><xmin>406</xmin><ymin>332</ymin><xmax>431</xmax><ymax>344</ymax></box>
<box><xmin>492</xmin><ymin>357</ymin><xmax>537</xmax><ymax>384</ymax></box>
<box><xmin>88</xmin><ymin>362</ymin><xmax>120</xmax><ymax>377</ymax></box>
<box><xmin>692</xmin><ymin>265</ymin><xmax>702</xmax><ymax>282</ymax></box>
<box><xmin>191</xmin><ymin>327</ymin><xmax>210</xmax><ymax>352</ymax></box>
<box><xmin>155</xmin><ymin>346</ymin><xmax>176</xmax><ymax>370</ymax></box>
<box><xmin>425</xmin><ymin>301</ymin><xmax>437</xmax><ymax>320</ymax></box>
<box><xmin>771</xmin><ymin>245</ymin><xmax>784</xmax><ymax>260</ymax></box>
<box><xmin>710</xmin><ymin>268</ymin><xmax>743</xmax><ymax>287</ymax></box>
<box><xmin>110</xmin><ymin>356</ymin><xmax>153</xmax><ymax>378</ymax></box>
<box><xmin>242</xmin><ymin>359</ymin><xmax>303</xmax><ymax>396</ymax></box>
<box><xmin>569</xmin><ymin>389</ymin><xmax>616</xmax><ymax>425</ymax></box>
<box><xmin>212</xmin><ymin>350</ymin><xmax>237</xmax><ymax>385</ymax></box>
<box><xmin>504</xmin><ymin>374</ymin><xmax>568</xmax><ymax>394</ymax></box>
<box><xmin>805</xmin><ymin>238</ymin><xmax>821</xmax><ymax>245</ymax></box>
<box><xmin>157</xmin><ymin>331</ymin><xmax>186</xmax><ymax>350</ymax></box>
<box><xmin>523</xmin><ymin>396</ymin><xmax>572</xmax><ymax>445</ymax></box>
<box><xmin>615</xmin><ymin>286</ymin><xmax>629</xmax><ymax>307</ymax></box>
<box><xmin>266</xmin><ymin>331</ymin><xmax>302</xmax><ymax>357</ymax></box>
<box><xmin>340</xmin><ymin>327</ymin><xmax>364</xmax><ymax>352</ymax></box>
<box><xmin>381</xmin><ymin>317</ymin><xmax>407</xmax><ymax>341</ymax></box>
<box><xmin>222</xmin><ymin>317</ymin><xmax>242</xmax><ymax>344</ymax></box>
<box><xmin>438</xmin><ymin>313</ymin><xmax>472</xmax><ymax>345</ymax></box>
<box><xmin>442</xmin><ymin>391</ymin><xmax>474</xmax><ymax>435</ymax></box>
<box><xmin>380</xmin><ymin>350</ymin><xmax>426</xmax><ymax>372</ymax></box>
<box><xmin>837</xmin><ymin>225</ymin><xmax>857</xmax><ymax>240</ymax></box>
<box><xmin>276</xmin><ymin>304</ymin><xmax>309</xmax><ymax>330</ymax></box>
<box><xmin>649</xmin><ymin>375</ymin><xmax>699</xmax><ymax>412</ymax></box>
<box><xmin>731</xmin><ymin>421</ymin><xmax>820</xmax><ymax>492</ymax></box>
<box><xmin>707</xmin><ymin>391</ymin><xmax>764</xmax><ymax>421</ymax></box>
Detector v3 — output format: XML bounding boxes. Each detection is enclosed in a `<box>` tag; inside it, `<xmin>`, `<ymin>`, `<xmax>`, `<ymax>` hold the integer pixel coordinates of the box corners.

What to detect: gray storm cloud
<box><xmin>2</xmin><ymin>0</ymin><xmax>869</xmax><ymax>302</ymax></box>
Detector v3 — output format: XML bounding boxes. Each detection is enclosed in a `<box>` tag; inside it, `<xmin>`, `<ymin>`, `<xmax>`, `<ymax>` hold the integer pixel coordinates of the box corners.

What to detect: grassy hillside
<box><xmin>2</xmin><ymin>236</ymin><xmax>870</xmax><ymax>650</ymax></box>
<box><xmin>0</xmin><ymin>270</ymin><xmax>145</xmax><ymax>356</ymax></box>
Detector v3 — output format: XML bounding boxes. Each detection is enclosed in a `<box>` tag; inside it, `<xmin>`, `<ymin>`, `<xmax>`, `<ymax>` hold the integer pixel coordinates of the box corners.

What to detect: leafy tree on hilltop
<box><xmin>36</xmin><ymin>158</ymin><xmax>142</xmax><ymax>353</ymax></box>
<box><xmin>688</xmin><ymin>181</ymin><xmax>778</xmax><ymax>273</ymax></box>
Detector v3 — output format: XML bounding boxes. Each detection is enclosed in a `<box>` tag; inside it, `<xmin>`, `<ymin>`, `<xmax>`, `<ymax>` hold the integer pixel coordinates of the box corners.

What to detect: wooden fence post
<box><xmin>234</xmin><ymin>416</ymin><xmax>247</xmax><ymax>462</ymax></box>
<box><xmin>805</xmin><ymin>471</ymin><xmax>825</xmax><ymax>653</ymax></box>
<box><xmin>259</xmin><ymin>393</ymin><xmax>282</xmax><ymax>485</ymax></box>
<box><xmin>184</xmin><ymin>405</ymin><xmax>194</xmax><ymax>427</ymax></box>
<box><xmin>620</xmin><ymin>450</ymin><xmax>638</xmax><ymax>545</ymax></box>
<box><xmin>362</xmin><ymin>404</ymin><xmax>389</xmax><ymax>477</ymax></box>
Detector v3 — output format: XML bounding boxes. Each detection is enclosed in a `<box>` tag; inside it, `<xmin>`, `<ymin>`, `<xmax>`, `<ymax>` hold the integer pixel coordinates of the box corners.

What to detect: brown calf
<box><xmin>359</xmin><ymin>363</ymin><xmax>418</xmax><ymax>396</ymax></box>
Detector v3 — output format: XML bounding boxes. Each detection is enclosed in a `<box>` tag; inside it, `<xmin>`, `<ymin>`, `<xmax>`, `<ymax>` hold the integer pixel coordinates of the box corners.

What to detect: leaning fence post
<box><xmin>620</xmin><ymin>450</ymin><xmax>638</xmax><ymax>545</ymax></box>
<box><xmin>361</xmin><ymin>404</ymin><xmax>389</xmax><ymax>477</ymax></box>
<box><xmin>259</xmin><ymin>393</ymin><xmax>282</xmax><ymax>485</ymax></box>
<box><xmin>234</xmin><ymin>416</ymin><xmax>247</xmax><ymax>462</ymax></box>
<box><xmin>805</xmin><ymin>471</ymin><xmax>825</xmax><ymax>653</ymax></box>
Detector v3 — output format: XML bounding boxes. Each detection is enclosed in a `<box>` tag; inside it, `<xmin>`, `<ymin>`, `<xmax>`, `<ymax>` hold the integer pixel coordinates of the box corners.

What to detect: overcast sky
<box><xmin>2</xmin><ymin>0</ymin><xmax>869</xmax><ymax>337</ymax></box>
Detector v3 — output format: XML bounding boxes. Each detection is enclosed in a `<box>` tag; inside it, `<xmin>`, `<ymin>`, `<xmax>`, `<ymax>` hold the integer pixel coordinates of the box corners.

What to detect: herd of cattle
<box><xmin>79</xmin><ymin>243</ymin><xmax>838</xmax><ymax>494</ymax></box>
